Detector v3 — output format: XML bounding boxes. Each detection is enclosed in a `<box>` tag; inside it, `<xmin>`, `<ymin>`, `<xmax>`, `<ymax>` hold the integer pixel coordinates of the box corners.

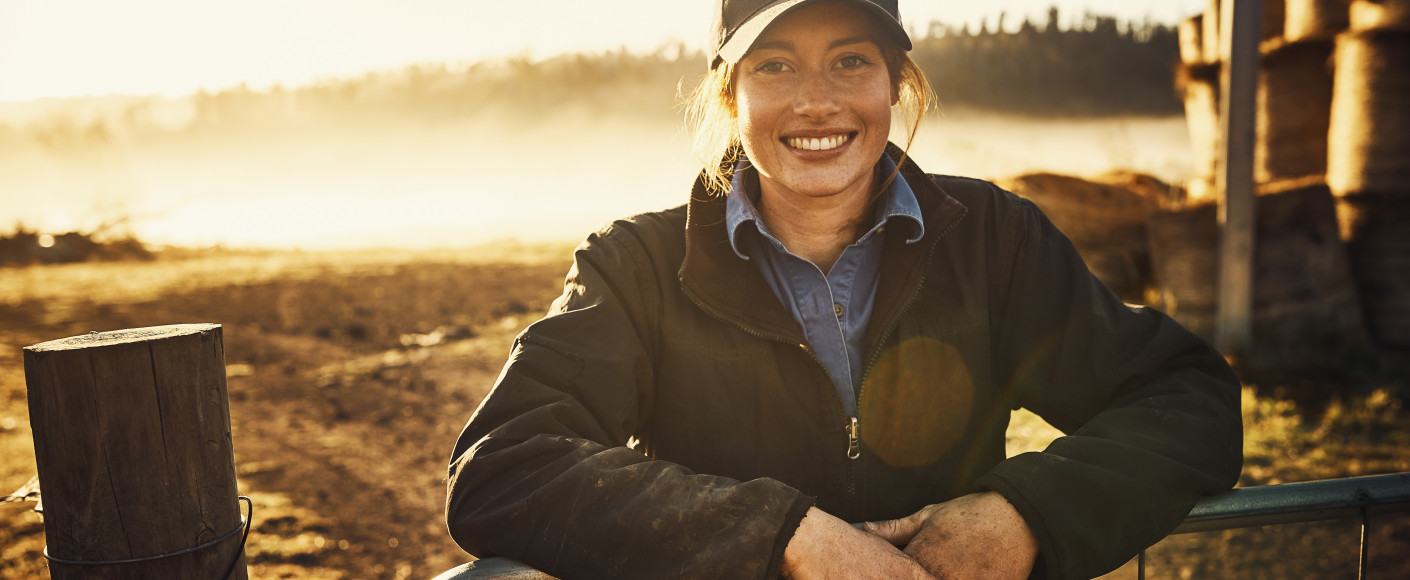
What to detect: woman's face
<box><xmin>733</xmin><ymin>2</ymin><xmax>896</xmax><ymax>203</ymax></box>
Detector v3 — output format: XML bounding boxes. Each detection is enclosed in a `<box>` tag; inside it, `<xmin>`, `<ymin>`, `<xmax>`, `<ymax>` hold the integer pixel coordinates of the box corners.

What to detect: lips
<box><xmin>784</xmin><ymin>133</ymin><xmax>852</xmax><ymax>152</ymax></box>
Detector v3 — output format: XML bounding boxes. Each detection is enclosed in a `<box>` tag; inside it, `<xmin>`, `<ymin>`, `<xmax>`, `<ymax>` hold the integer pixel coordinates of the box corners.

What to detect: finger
<box><xmin>864</xmin><ymin>503</ymin><xmax>946</xmax><ymax>545</ymax></box>
<box><xmin>863</xmin><ymin>514</ymin><xmax>923</xmax><ymax>545</ymax></box>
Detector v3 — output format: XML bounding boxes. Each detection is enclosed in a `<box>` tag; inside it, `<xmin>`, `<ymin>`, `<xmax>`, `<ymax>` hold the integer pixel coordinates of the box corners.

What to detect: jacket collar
<box><xmin>679</xmin><ymin>143</ymin><xmax>967</xmax><ymax>346</ymax></box>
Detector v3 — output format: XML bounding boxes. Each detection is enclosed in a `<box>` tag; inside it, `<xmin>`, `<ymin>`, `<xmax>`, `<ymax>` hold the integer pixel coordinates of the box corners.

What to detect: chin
<box><xmin>764</xmin><ymin>150</ymin><xmax>883</xmax><ymax>199</ymax></box>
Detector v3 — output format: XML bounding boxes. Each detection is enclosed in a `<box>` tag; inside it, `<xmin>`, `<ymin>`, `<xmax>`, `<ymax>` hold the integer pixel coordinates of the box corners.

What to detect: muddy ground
<box><xmin>1</xmin><ymin>248</ymin><xmax>1406</xmax><ymax>579</ymax></box>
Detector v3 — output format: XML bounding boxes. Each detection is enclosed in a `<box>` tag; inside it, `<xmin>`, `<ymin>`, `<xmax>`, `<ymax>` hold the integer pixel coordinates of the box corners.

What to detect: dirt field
<box><xmin>0</xmin><ymin>246</ymin><xmax>573</xmax><ymax>579</ymax></box>
<box><xmin>1</xmin><ymin>248</ymin><xmax>1406</xmax><ymax>579</ymax></box>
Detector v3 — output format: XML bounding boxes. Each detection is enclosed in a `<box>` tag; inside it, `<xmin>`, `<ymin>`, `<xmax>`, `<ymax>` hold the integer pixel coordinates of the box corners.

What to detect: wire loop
<box><xmin>45</xmin><ymin>495</ymin><xmax>252</xmax><ymax>579</ymax></box>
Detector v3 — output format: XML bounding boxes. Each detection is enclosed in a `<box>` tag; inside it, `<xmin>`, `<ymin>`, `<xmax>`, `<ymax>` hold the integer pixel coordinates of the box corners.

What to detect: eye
<box><xmin>837</xmin><ymin>55</ymin><xmax>871</xmax><ymax>69</ymax></box>
<box><xmin>755</xmin><ymin>60</ymin><xmax>790</xmax><ymax>73</ymax></box>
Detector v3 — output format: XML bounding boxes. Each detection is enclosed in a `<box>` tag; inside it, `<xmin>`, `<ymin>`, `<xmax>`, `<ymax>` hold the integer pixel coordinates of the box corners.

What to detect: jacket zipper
<box><xmin>846</xmin><ymin>416</ymin><xmax>861</xmax><ymax>459</ymax></box>
<box><xmin>682</xmin><ymin>203</ymin><xmax>966</xmax><ymax>517</ymax></box>
<box><xmin>850</xmin><ymin>211</ymin><xmax>965</xmax><ymax>516</ymax></box>
<box><xmin>681</xmin><ymin>290</ymin><xmax>864</xmax><ymax>515</ymax></box>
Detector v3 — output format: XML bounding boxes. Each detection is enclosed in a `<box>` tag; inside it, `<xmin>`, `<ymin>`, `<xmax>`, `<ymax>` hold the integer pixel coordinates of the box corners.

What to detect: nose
<box><xmin>792</xmin><ymin>71</ymin><xmax>841</xmax><ymax>119</ymax></box>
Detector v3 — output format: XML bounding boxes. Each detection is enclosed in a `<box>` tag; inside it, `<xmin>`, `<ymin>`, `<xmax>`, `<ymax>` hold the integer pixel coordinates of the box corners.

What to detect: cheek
<box><xmin>862</xmin><ymin>84</ymin><xmax>894</xmax><ymax>124</ymax></box>
<box><xmin>855</xmin><ymin>88</ymin><xmax>893</xmax><ymax>143</ymax></box>
<box><xmin>734</xmin><ymin>100</ymin><xmax>775</xmax><ymax>151</ymax></box>
<box><xmin>734</xmin><ymin>93</ymin><xmax>768</xmax><ymax>131</ymax></box>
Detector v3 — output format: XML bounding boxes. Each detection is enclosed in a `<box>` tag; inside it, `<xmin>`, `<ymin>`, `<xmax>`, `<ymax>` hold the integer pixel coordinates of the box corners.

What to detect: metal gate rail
<box><xmin>436</xmin><ymin>472</ymin><xmax>1410</xmax><ymax>580</ymax></box>
<box><xmin>1140</xmin><ymin>472</ymin><xmax>1410</xmax><ymax>579</ymax></box>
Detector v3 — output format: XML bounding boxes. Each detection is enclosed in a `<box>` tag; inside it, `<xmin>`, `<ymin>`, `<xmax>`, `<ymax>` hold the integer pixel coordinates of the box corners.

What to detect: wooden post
<box><xmin>1217</xmin><ymin>0</ymin><xmax>1262</xmax><ymax>358</ymax></box>
<box><xmin>24</xmin><ymin>324</ymin><xmax>248</xmax><ymax>579</ymax></box>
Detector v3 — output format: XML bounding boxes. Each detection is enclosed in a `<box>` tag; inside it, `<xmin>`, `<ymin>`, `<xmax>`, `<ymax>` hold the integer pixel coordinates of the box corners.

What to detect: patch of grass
<box><xmin>1108</xmin><ymin>386</ymin><xmax>1410</xmax><ymax>579</ymax></box>
<box><xmin>1242</xmin><ymin>385</ymin><xmax>1410</xmax><ymax>485</ymax></box>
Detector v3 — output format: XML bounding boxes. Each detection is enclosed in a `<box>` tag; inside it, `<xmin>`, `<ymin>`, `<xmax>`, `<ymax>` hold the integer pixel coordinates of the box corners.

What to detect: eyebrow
<box><xmin>750</xmin><ymin>36</ymin><xmax>877</xmax><ymax>53</ymax></box>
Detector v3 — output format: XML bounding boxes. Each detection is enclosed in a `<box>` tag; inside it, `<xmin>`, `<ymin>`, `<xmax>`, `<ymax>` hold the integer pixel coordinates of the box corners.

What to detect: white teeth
<box><xmin>787</xmin><ymin>134</ymin><xmax>850</xmax><ymax>151</ymax></box>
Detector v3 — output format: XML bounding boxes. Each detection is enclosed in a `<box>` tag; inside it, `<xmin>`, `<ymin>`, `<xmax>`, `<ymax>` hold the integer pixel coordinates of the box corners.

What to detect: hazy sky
<box><xmin>0</xmin><ymin>0</ymin><xmax>1207</xmax><ymax>102</ymax></box>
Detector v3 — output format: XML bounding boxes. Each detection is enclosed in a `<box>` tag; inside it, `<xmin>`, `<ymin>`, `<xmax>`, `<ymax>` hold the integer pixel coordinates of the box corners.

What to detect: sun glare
<box><xmin>0</xmin><ymin>0</ymin><xmax>1204</xmax><ymax>102</ymax></box>
<box><xmin>0</xmin><ymin>0</ymin><xmax>1206</xmax><ymax>250</ymax></box>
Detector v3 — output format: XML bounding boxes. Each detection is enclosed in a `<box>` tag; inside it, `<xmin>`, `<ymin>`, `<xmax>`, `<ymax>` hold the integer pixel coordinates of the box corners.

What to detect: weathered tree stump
<box><xmin>24</xmin><ymin>324</ymin><xmax>248</xmax><ymax>579</ymax></box>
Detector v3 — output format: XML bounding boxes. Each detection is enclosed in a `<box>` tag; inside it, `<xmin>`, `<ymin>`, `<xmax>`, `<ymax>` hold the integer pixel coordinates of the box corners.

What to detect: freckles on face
<box><xmin>733</xmin><ymin>2</ymin><xmax>895</xmax><ymax>201</ymax></box>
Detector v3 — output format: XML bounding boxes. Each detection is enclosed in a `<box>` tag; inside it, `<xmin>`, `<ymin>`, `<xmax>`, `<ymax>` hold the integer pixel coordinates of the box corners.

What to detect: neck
<box><xmin>756</xmin><ymin>169</ymin><xmax>879</xmax><ymax>274</ymax></box>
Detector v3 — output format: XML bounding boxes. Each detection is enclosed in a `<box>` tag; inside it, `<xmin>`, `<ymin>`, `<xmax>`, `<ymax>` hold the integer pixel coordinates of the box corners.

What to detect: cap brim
<box><xmin>716</xmin><ymin>0</ymin><xmax>912</xmax><ymax>65</ymax></box>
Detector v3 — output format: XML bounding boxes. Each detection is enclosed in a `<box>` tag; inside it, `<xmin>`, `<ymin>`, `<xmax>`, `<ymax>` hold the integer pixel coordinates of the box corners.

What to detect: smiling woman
<box><xmin>688</xmin><ymin>3</ymin><xmax>933</xmax><ymax>198</ymax></box>
<box><xmin>445</xmin><ymin>1</ymin><xmax>1244</xmax><ymax>579</ymax></box>
<box><xmin>736</xmin><ymin>6</ymin><xmax>894</xmax><ymax>189</ymax></box>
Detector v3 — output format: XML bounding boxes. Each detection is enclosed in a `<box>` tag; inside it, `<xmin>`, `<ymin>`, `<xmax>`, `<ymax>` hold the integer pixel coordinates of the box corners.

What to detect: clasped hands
<box><xmin>780</xmin><ymin>491</ymin><xmax>1038</xmax><ymax>580</ymax></box>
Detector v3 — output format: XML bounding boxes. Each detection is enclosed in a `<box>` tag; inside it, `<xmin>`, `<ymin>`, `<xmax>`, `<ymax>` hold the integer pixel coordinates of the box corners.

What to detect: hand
<box><xmin>781</xmin><ymin>507</ymin><xmax>938</xmax><ymax>579</ymax></box>
<box><xmin>865</xmin><ymin>492</ymin><xmax>1038</xmax><ymax>580</ymax></box>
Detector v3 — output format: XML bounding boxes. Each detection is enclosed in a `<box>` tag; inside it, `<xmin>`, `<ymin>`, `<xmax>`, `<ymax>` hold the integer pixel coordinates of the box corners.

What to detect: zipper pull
<box><xmin>846</xmin><ymin>416</ymin><xmax>861</xmax><ymax>460</ymax></box>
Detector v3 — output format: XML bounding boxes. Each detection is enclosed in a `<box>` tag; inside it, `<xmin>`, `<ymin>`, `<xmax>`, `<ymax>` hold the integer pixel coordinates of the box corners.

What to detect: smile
<box><xmin>784</xmin><ymin>133</ymin><xmax>852</xmax><ymax>152</ymax></box>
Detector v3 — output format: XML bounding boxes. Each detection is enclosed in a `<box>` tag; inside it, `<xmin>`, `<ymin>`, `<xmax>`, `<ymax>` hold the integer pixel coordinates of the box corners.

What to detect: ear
<box><xmin>727</xmin><ymin>68</ymin><xmax>742</xmax><ymax>118</ymax></box>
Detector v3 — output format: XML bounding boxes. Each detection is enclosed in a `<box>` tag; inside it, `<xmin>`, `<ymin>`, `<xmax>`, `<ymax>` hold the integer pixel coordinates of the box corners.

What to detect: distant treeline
<box><xmin>0</xmin><ymin>225</ymin><xmax>150</xmax><ymax>266</ymax></box>
<box><xmin>2</xmin><ymin>9</ymin><xmax>1181</xmax><ymax>149</ymax></box>
<box><xmin>916</xmin><ymin>9</ymin><xmax>1182</xmax><ymax>116</ymax></box>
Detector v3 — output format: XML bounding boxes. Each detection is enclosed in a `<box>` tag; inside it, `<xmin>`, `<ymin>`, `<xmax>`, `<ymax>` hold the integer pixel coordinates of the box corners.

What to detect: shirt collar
<box><xmin>724</xmin><ymin>154</ymin><xmax>926</xmax><ymax>260</ymax></box>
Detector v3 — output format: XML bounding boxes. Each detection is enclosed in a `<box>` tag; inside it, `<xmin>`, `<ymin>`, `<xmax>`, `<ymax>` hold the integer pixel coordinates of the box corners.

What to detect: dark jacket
<box><xmin>446</xmin><ymin>146</ymin><xmax>1243</xmax><ymax>579</ymax></box>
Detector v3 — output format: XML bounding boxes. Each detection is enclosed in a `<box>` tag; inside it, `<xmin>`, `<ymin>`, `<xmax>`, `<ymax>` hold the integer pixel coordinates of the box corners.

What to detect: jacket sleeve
<box><xmin>974</xmin><ymin>193</ymin><xmax>1243</xmax><ymax>580</ymax></box>
<box><xmin>446</xmin><ymin>223</ymin><xmax>814</xmax><ymax>579</ymax></box>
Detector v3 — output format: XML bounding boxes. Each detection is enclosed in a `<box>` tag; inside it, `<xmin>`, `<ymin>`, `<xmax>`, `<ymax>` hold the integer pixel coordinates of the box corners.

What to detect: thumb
<box><xmin>863</xmin><ymin>513</ymin><xmax>925</xmax><ymax>546</ymax></box>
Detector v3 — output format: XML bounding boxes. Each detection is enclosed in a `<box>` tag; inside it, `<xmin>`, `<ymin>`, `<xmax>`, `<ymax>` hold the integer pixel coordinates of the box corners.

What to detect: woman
<box><xmin>447</xmin><ymin>1</ymin><xmax>1242</xmax><ymax>578</ymax></box>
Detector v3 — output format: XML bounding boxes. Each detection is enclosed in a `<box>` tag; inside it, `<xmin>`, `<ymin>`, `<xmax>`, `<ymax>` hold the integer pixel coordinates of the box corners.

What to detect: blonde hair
<box><xmin>686</xmin><ymin>43</ymin><xmax>936</xmax><ymax>195</ymax></box>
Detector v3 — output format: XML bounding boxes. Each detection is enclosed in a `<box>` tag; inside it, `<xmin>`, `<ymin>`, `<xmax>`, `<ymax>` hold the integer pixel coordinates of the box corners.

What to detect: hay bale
<box><xmin>1196</xmin><ymin>0</ymin><xmax>1290</xmax><ymax>54</ymax></box>
<box><xmin>1327</xmin><ymin>29</ymin><xmax>1410</xmax><ymax>196</ymax></box>
<box><xmin>1179</xmin><ymin>63</ymin><xmax>1222</xmax><ymax>201</ymax></box>
<box><xmin>1148</xmin><ymin>202</ymin><xmax>1219</xmax><ymax>337</ymax></box>
<box><xmin>1182</xmin><ymin>15</ymin><xmax>1207</xmax><ymax>64</ymax></box>
<box><xmin>1286</xmin><ymin>0</ymin><xmax>1351</xmax><ymax>41</ymax></box>
<box><xmin>1147</xmin><ymin>182</ymin><xmax>1372</xmax><ymax>370</ymax></box>
<box><xmin>1187</xmin><ymin>177</ymin><xmax>1218</xmax><ymax>203</ymax></box>
<box><xmin>1336</xmin><ymin>192</ymin><xmax>1410</xmax><ymax>349</ymax></box>
<box><xmin>1097</xmin><ymin>170</ymin><xmax>1188</xmax><ymax>207</ymax></box>
<box><xmin>1256</xmin><ymin>39</ymin><xmax>1335</xmax><ymax>183</ymax></box>
<box><xmin>1350</xmin><ymin>0</ymin><xmax>1410</xmax><ymax>32</ymax></box>
<box><xmin>1265</xmin><ymin>0</ymin><xmax>1288</xmax><ymax>40</ymax></box>
<box><xmin>1204</xmin><ymin>0</ymin><xmax>1224</xmax><ymax>63</ymax></box>
<box><xmin>999</xmin><ymin>173</ymin><xmax>1159</xmax><ymax>302</ymax></box>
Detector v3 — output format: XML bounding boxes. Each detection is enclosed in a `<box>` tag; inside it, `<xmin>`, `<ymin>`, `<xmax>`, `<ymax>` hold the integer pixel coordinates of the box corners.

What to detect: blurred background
<box><xmin>0</xmin><ymin>0</ymin><xmax>1204</xmax><ymax>250</ymax></box>
<box><xmin>3</xmin><ymin>1</ymin><xmax>1408</xmax><ymax>579</ymax></box>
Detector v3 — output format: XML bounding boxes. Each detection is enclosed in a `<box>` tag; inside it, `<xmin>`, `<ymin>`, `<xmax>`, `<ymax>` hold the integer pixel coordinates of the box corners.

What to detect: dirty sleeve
<box><xmin>446</xmin><ymin>221</ymin><xmax>813</xmax><ymax>579</ymax></box>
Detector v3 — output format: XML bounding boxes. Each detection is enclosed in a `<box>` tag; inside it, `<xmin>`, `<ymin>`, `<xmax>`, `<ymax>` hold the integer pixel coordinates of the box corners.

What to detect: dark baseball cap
<box><xmin>709</xmin><ymin>0</ymin><xmax>912</xmax><ymax>66</ymax></box>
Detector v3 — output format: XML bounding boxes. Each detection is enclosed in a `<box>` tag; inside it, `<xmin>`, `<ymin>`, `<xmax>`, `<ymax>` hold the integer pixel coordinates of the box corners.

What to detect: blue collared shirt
<box><xmin>725</xmin><ymin>155</ymin><xmax>925</xmax><ymax>416</ymax></box>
